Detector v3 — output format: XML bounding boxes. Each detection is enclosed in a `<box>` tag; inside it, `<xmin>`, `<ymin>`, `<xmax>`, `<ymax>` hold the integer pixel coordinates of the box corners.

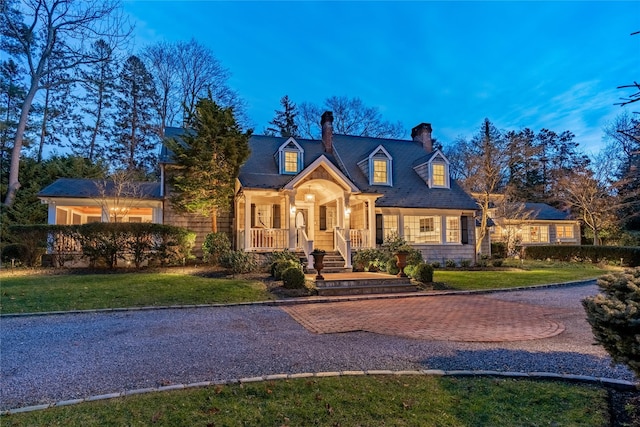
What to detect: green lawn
<box><xmin>0</xmin><ymin>272</ymin><xmax>273</xmax><ymax>314</ymax></box>
<box><xmin>434</xmin><ymin>262</ymin><xmax>609</xmax><ymax>290</ymax></box>
<box><xmin>1</xmin><ymin>376</ymin><xmax>609</xmax><ymax>426</ymax></box>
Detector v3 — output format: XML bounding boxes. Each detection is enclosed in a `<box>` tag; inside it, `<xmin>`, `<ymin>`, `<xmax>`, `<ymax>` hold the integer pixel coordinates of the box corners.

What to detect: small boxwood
<box><xmin>282</xmin><ymin>266</ymin><xmax>306</xmax><ymax>289</ymax></box>
<box><xmin>413</xmin><ymin>262</ymin><xmax>434</xmax><ymax>284</ymax></box>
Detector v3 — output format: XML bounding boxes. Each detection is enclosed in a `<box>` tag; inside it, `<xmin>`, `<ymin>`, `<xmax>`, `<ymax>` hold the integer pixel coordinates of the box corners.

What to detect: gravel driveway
<box><xmin>0</xmin><ymin>283</ymin><xmax>635</xmax><ymax>411</ymax></box>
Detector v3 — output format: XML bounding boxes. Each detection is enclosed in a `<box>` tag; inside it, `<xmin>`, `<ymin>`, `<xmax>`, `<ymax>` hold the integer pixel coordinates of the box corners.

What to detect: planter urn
<box><xmin>395</xmin><ymin>252</ymin><xmax>409</xmax><ymax>277</ymax></box>
<box><xmin>312</xmin><ymin>252</ymin><xmax>325</xmax><ymax>280</ymax></box>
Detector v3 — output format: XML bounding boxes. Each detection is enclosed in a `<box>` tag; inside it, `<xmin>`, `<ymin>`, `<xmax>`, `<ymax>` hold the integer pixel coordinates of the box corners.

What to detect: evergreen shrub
<box><xmin>220</xmin><ymin>250</ymin><xmax>257</xmax><ymax>274</ymax></box>
<box><xmin>525</xmin><ymin>245</ymin><xmax>640</xmax><ymax>266</ymax></box>
<box><xmin>271</xmin><ymin>259</ymin><xmax>301</xmax><ymax>280</ymax></box>
<box><xmin>282</xmin><ymin>266</ymin><xmax>306</xmax><ymax>289</ymax></box>
<box><xmin>202</xmin><ymin>232</ymin><xmax>231</xmax><ymax>265</ymax></box>
<box><xmin>413</xmin><ymin>263</ymin><xmax>434</xmax><ymax>284</ymax></box>
<box><xmin>386</xmin><ymin>259</ymin><xmax>399</xmax><ymax>275</ymax></box>
<box><xmin>582</xmin><ymin>269</ymin><xmax>640</xmax><ymax>378</ymax></box>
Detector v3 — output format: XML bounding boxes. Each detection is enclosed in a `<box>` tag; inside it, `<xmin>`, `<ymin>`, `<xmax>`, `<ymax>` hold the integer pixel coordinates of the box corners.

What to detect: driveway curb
<box><xmin>2</xmin><ymin>368</ymin><xmax>636</xmax><ymax>415</ymax></box>
<box><xmin>0</xmin><ymin>278</ymin><xmax>598</xmax><ymax>318</ymax></box>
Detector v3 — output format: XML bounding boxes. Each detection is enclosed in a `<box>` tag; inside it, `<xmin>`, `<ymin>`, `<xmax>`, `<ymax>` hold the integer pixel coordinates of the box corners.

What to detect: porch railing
<box><xmin>297</xmin><ymin>228</ymin><xmax>314</xmax><ymax>269</ymax></box>
<box><xmin>334</xmin><ymin>228</ymin><xmax>352</xmax><ymax>269</ymax></box>
<box><xmin>249</xmin><ymin>228</ymin><xmax>288</xmax><ymax>251</ymax></box>
<box><xmin>349</xmin><ymin>229</ymin><xmax>370</xmax><ymax>250</ymax></box>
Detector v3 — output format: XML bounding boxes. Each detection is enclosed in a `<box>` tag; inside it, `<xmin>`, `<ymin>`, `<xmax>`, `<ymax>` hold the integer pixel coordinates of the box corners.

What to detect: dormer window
<box><xmin>373</xmin><ymin>159</ymin><xmax>388</xmax><ymax>183</ymax></box>
<box><xmin>431</xmin><ymin>162</ymin><xmax>446</xmax><ymax>187</ymax></box>
<box><xmin>277</xmin><ymin>137</ymin><xmax>304</xmax><ymax>174</ymax></box>
<box><xmin>284</xmin><ymin>151</ymin><xmax>299</xmax><ymax>173</ymax></box>
<box><xmin>361</xmin><ymin>145</ymin><xmax>392</xmax><ymax>186</ymax></box>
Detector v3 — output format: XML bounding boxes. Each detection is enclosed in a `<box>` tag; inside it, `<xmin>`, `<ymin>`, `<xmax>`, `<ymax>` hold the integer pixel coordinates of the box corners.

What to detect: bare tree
<box><xmin>458</xmin><ymin>119</ymin><xmax>508</xmax><ymax>254</ymax></box>
<box><xmin>296</xmin><ymin>96</ymin><xmax>405</xmax><ymax>139</ymax></box>
<box><xmin>491</xmin><ymin>197</ymin><xmax>534</xmax><ymax>257</ymax></box>
<box><xmin>93</xmin><ymin>170</ymin><xmax>146</xmax><ymax>223</ymax></box>
<box><xmin>141</xmin><ymin>41</ymin><xmax>178</xmax><ymax>138</ymax></box>
<box><xmin>556</xmin><ymin>167</ymin><xmax>617</xmax><ymax>245</ymax></box>
<box><xmin>1</xmin><ymin>0</ymin><xmax>131</xmax><ymax>207</ymax></box>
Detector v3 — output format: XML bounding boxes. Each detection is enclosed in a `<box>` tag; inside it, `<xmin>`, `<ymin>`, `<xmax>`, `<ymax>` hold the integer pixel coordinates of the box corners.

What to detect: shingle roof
<box><xmin>239</xmin><ymin>133</ymin><xmax>478</xmax><ymax>210</ymax></box>
<box><xmin>524</xmin><ymin>203</ymin><xmax>572</xmax><ymax>220</ymax></box>
<box><xmin>38</xmin><ymin>178</ymin><xmax>162</xmax><ymax>199</ymax></box>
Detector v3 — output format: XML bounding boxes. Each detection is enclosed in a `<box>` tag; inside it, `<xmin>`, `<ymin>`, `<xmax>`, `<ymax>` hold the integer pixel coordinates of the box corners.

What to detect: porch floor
<box><xmin>305</xmin><ymin>272</ymin><xmax>417</xmax><ymax>296</ymax></box>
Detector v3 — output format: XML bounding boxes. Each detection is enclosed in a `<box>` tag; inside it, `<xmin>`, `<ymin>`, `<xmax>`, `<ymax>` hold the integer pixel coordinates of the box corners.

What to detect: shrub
<box><xmin>269</xmin><ymin>250</ymin><xmax>300</xmax><ymax>264</ymax></box>
<box><xmin>413</xmin><ymin>262</ymin><xmax>434</xmax><ymax>284</ymax></box>
<box><xmin>492</xmin><ymin>258</ymin><xmax>504</xmax><ymax>267</ymax></box>
<box><xmin>430</xmin><ymin>261</ymin><xmax>441</xmax><ymax>269</ymax></box>
<box><xmin>1</xmin><ymin>243</ymin><xmax>29</xmax><ymax>266</ymax></box>
<box><xmin>151</xmin><ymin>225</ymin><xmax>196</xmax><ymax>266</ymax></box>
<box><xmin>386</xmin><ymin>259</ymin><xmax>400</xmax><ymax>275</ymax></box>
<box><xmin>6</xmin><ymin>225</ymin><xmax>49</xmax><ymax>267</ymax></box>
<box><xmin>271</xmin><ymin>259</ymin><xmax>301</xmax><ymax>280</ymax></box>
<box><xmin>445</xmin><ymin>259</ymin><xmax>457</xmax><ymax>268</ymax></box>
<box><xmin>525</xmin><ymin>245</ymin><xmax>640</xmax><ymax>267</ymax></box>
<box><xmin>353</xmin><ymin>248</ymin><xmax>387</xmax><ymax>272</ymax></box>
<box><xmin>491</xmin><ymin>241</ymin><xmax>507</xmax><ymax>259</ymax></box>
<box><xmin>202</xmin><ymin>232</ymin><xmax>231</xmax><ymax>265</ymax></box>
<box><xmin>220</xmin><ymin>250</ymin><xmax>258</xmax><ymax>275</ymax></box>
<box><xmin>404</xmin><ymin>264</ymin><xmax>417</xmax><ymax>278</ymax></box>
<box><xmin>582</xmin><ymin>269</ymin><xmax>640</xmax><ymax>378</ymax></box>
<box><xmin>282</xmin><ymin>266</ymin><xmax>306</xmax><ymax>289</ymax></box>
<box><xmin>460</xmin><ymin>259</ymin><xmax>472</xmax><ymax>268</ymax></box>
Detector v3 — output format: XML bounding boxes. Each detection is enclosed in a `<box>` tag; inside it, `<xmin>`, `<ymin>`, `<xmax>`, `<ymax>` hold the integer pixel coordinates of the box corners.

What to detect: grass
<box><xmin>434</xmin><ymin>261</ymin><xmax>611</xmax><ymax>290</ymax></box>
<box><xmin>1</xmin><ymin>376</ymin><xmax>610</xmax><ymax>426</ymax></box>
<box><xmin>0</xmin><ymin>271</ymin><xmax>273</xmax><ymax>314</ymax></box>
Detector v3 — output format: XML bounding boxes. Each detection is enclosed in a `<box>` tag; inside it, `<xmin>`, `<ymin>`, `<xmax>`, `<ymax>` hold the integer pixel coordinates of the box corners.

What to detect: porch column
<box><xmin>47</xmin><ymin>203</ymin><xmax>56</xmax><ymax>225</ymax></box>
<box><xmin>367</xmin><ymin>199</ymin><xmax>376</xmax><ymax>248</ymax></box>
<box><xmin>287</xmin><ymin>190</ymin><xmax>297</xmax><ymax>250</ymax></box>
<box><xmin>343</xmin><ymin>191</ymin><xmax>351</xmax><ymax>232</ymax></box>
<box><xmin>244</xmin><ymin>193</ymin><xmax>252</xmax><ymax>251</ymax></box>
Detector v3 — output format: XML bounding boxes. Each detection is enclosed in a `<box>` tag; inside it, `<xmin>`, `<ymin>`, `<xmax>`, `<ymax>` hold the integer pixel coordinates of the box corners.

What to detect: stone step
<box><xmin>317</xmin><ymin>283</ymin><xmax>418</xmax><ymax>296</ymax></box>
<box><xmin>317</xmin><ymin>277</ymin><xmax>411</xmax><ymax>288</ymax></box>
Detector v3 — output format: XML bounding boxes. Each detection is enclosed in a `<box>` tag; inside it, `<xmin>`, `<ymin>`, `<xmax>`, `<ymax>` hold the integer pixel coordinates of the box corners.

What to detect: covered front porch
<box><xmin>235</xmin><ymin>162</ymin><xmax>379</xmax><ymax>269</ymax></box>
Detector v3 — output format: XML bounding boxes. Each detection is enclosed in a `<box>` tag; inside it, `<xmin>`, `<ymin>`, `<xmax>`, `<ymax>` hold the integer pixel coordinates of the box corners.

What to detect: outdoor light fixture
<box><xmin>345</xmin><ymin>207</ymin><xmax>351</xmax><ymax>216</ymax></box>
<box><xmin>290</xmin><ymin>206</ymin><xmax>296</xmax><ymax>214</ymax></box>
<box><xmin>304</xmin><ymin>185</ymin><xmax>315</xmax><ymax>202</ymax></box>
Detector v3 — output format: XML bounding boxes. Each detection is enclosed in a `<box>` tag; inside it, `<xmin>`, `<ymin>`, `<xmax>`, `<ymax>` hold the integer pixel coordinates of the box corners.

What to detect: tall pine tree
<box><xmin>266</xmin><ymin>95</ymin><xmax>299</xmax><ymax>137</ymax></box>
<box><xmin>110</xmin><ymin>55</ymin><xmax>159</xmax><ymax>174</ymax></box>
<box><xmin>166</xmin><ymin>97</ymin><xmax>251</xmax><ymax>231</ymax></box>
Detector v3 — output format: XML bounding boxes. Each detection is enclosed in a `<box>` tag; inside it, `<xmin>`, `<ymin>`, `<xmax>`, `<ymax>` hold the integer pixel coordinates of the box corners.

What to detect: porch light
<box><xmin>344</xmin><ymin>207</ymin><xmax>351</xmax><ymax>216</ymax></box>
<box><xmin>290</xmin><ymin>206</ymin><xmax>296</xmax><ymax>214</ymax></box>
<box><xmin>305</xmin><ymin>193</ymin><xmax>315</xmax><ymax>202</ymax></box>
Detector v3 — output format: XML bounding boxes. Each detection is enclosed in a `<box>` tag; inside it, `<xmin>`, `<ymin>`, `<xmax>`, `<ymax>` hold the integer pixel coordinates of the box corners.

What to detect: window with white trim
<box><xmin>446</xmin><ymin>216</ymin><xmax>460</xmax><ymax>243</ymax></box>
<box><xmin>522</xmin><ymin>225</ymin><xmax>549</xmax><ymax>243</ymax></box>
<box><xmin>404</xmin><ymin>215</ymin><xmax>441</xmax><ymax>243</ymax></box>
<box><xmin>373</xmin><ymin>159</ymin><xmax>388</xmax><ymax>184</ymax></box>
<box><xmin>432</xmin><ymin>163</ymin><xmax>446</xmax><ymax>187</ymax></box>
<box><xmin>556</xmin><ymin>225</ymin><xmax>574</xmax><ymax>239</ymax></box>
<box><xmin>284</xmin><ymin>151</ymin><xmax>298</xmax><ymax>173</ymax></box>
<box><xmin>256</xmin><ymin>205</ymin><xmax>272</xmax><ymax>228</ymax></box>
<box><xmin>383</xmin><ymin>215</ymin><xmax>398</xmax><ymax>241</ymax></box>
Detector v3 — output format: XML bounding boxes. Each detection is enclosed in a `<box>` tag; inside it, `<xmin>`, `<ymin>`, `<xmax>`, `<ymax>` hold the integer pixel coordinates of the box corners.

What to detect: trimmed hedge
<box><xmin>7</xmin><ymin>223</ymin><xmax>196</xmax><ymax>268</ymax></box>
<box><xmin>524</xmin><ymin>245</ymin><xmax>640</xmax><ymax>267</ymax></box>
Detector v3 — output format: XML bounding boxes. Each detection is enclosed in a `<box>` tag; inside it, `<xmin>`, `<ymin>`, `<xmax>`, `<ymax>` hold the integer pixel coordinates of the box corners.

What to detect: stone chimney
<box><xmin>321</xmin><ymin>111</ymin><xmax>333</xmax><ymax>153</ymax></box>
<box><xmin>411</xmin><ymin>123</ymin><xmax>433</xmax><ymax>152</ymax></box>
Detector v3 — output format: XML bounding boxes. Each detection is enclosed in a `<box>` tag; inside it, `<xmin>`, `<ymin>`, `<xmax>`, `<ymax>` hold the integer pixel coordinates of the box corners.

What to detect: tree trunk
<box><xmin>3</xmin><ymin>77</ymin><xmax>39</xmax><ymax>207</ymax></box>
<box><xmin>211</xmin><ymin>207</ymin><xmax>217</xmax><ymax>232</ymax></box>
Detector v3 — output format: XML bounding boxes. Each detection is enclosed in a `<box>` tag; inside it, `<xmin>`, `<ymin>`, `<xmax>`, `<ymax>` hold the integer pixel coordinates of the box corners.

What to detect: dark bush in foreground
<box><xmin>220</xmin><ymin>250</ymin><xmax>257</xmax><ymax>274</ymax></box>
<box><xmin>412</xmin><ymin>262</ymin><xmax>434</xmax><ymax>284</ymax></box>
<box><xmin>202</xmin><ymin>232</ymin><xmax>231</xmax><ymax>265</ymax></box>
<box><xmin>282</xmin><ymin>266</ymin><xmax>306</xmax><ymax>289</ymax></box>
<box><xmin>582</xmin><ymin>268</ymin><xmax>640</xmax><ymax>378</ymax></box>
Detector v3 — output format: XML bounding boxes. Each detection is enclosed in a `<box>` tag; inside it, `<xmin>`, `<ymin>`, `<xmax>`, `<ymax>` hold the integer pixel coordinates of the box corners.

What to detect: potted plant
<box><xmin>311</xmin><ymin>249</ymin><xmax>326</xmax><ymax>280</ymax></box>
<box><xmin>394</xmin><ymin>245</ymin><xmax>412</xmax><ymax>278</ymax></box>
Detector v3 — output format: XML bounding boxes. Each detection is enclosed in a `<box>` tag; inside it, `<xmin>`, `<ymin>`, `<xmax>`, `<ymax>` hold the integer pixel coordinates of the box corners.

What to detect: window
<box><xmin>556</xmin><ymin>225</ymin><xmax>574</xmax><ymax>239</ymax></box>
<box><xmin>432</xmin><ymin>163</ymin><xmax>445</xmax><ymax>186</ymax></box>
<box><xmin>373</xmin><ymin>159</ymin><xmax>388</xmax><ymax>184</ymax></box>
<box><xmin>383</xmin><ymin>215</ymin><xmax>398</xmax><ymax>241</ymax></box>
<box><xmin>404</xmin><ymin>215</ymin><xmax>441</xmax><ymax>244</ymax></box>
<box><xmin>446</xmin><ymin>216</ymin><xmax>460</xmax><ymax>243</ymax></box>
<box><xmin>277</xmin><ymin>138</ymin><xmax>304</xmax><ymax>174</ymax></box>
<box><xmin>419</xmin><ymin>217</ymin><xmax>434</xmax><ymax>232</ymax></box>
<box><xmin>284</xmin><ymin>151</ymin><xmax>298</xmax><ymax>173</ymax></box>
<box><xmin>256</xmin><ymin>205</ymin><xmax>272</xmax><ymax>228</ymax></box>
<box><xmin>523</xmin><ymin>225</ymin><xmax>549</xmax><ymax>243</ymax></box>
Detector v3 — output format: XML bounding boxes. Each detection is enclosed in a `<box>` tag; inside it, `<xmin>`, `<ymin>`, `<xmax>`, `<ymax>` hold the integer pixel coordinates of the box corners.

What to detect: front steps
<box><xmin>300</xmin><ymin>252</ymin><xmax>352</xmax><ymax>274</ymax></box>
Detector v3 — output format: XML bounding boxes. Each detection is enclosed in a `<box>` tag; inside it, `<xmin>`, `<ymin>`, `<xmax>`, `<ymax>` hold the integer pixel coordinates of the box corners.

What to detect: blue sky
<box><xmin>122</xmin><ymin>1</ymin><xmax>639</xmax><ymax>155</ymax></box>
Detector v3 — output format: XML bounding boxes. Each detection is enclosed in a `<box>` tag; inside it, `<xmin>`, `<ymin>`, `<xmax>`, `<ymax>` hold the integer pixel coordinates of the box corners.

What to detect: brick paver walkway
<box><xmin>282</xmin><ymin>295</ymin><xmax>565</xmax><ymax>342</ymax></box>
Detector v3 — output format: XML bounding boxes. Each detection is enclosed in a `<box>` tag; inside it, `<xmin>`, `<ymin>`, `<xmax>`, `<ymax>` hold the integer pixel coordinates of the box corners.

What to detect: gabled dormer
<box><xmin>358</xmin><ymin>145</ymin><xmax>393</xmax><ymax>186</ymax></box>
<box><xmin>276</xmin><ymin>137</ymin><xmax>304</xmax><ymax>175</ymax></box>
<box><xmin>413</xmin><ymin>150</ymin><xmax>450</xmax><ymax>189</ymax></box>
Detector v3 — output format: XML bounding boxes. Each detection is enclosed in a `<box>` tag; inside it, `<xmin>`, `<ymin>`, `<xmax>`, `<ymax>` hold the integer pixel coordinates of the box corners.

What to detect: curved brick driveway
<box><xmin>282</xmin><ymin>294</ymin><xmax>566</xmax><ymax>342</ymax></box>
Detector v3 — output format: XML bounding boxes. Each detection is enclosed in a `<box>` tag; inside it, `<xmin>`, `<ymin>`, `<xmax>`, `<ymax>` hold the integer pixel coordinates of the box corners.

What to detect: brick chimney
<box><xmin>411</xmin><ymin>123</ymin><xmax>433</xmax><ymax>152</ymax></box>
<box><xmin>321</xmin><ymin>111</ymin><xmax>333</xmax><ymax>153</ymax></box>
